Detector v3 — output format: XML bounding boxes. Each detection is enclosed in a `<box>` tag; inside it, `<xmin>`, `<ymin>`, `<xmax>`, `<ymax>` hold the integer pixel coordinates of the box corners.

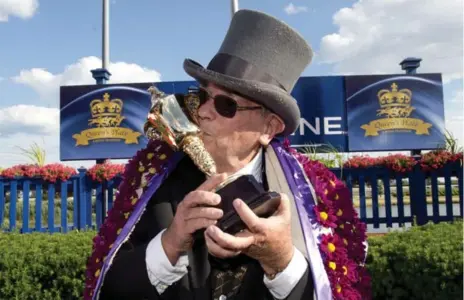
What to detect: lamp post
<box><xmin>400</xmin><ymin>57</ymin><xmax>422</xmax><ymax>157</ymax></box>
<box><xmin>90</xmin><ymin>0</ymin><xmax>111</xmax><ymax>225</ymax></box>
<box><xmin>91</xmin><ymin>0</ymin><xmax>111</xmax><ymax>85</ymax></box>
<box><xmin>231</xmin><ymin>0</ymin><xmax>239</xmax><ymax>17</ymax></box>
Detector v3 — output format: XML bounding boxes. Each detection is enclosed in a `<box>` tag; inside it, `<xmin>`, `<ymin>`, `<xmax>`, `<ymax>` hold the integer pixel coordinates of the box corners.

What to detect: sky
<box><xmin>0</xmin><ymin>0</ymin><xmax>462</xmax><ymax>169</ymax></box>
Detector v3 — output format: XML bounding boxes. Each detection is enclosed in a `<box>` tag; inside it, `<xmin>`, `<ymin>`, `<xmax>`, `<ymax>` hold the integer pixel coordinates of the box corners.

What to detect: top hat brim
<box><xmin>183</xmin><ymin>59</ymin><xmax>300</xmax><ymax>137</ymax></box>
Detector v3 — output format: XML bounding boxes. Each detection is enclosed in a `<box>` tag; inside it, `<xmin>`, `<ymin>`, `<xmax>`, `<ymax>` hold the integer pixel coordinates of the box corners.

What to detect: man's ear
<box><xmin>259</xmin><ymin>114</ymin><xmax>285</xmax><ymax>146</ymax></box>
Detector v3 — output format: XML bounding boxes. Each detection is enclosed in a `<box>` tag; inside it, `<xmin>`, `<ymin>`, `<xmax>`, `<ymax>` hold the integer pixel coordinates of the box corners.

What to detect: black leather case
<box><xmin>214</xmin><ymin>175</ymin><xmax>281</xmax><ymax>235</ymax></box>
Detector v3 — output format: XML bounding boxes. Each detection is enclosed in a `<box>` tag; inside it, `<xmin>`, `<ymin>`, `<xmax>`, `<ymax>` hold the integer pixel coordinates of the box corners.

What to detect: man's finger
<box><xmin>233</xmin><ymin>199</ymin><xmax>262</xmax><ymax>233</ymax></box>
<box><xmin>185</xmin><ymin>206</ymin><xmax>223</xmax><ymax>220</ymax></box>
<box><xmin>187</xmin><ymin>219</ymin><xmax>218</xmax><ymax>233</ymax></box>
<box><xmin>206</xmin><ymin>225</ymin><xmax>254</xmax><ymax>251</ymax></box>
<box><xmin>196</xmin><ymin>173</ymin><xmax>229</xmax><ymax>192</ymax></box>
<box><xmin>205</xmin><ymin>229</ymin><xmax>241</xmax><ymax>258</ymax></box>
<box><xmin>184</xmin><ymin>191</ymin><xmax>221</xmax><ymax>207</ymax></box>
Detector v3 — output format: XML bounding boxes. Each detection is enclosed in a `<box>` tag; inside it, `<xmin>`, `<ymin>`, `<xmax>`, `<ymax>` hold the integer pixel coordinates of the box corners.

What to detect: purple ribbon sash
<box><xmin>93</xmin><ymin>152</ymin><xmax>184</xmax><ymax>299</ymax></box>
<box><xmin>271</xmin><ymin>140</ymin><xmax>332</xmax><ymax>300</ymax></box>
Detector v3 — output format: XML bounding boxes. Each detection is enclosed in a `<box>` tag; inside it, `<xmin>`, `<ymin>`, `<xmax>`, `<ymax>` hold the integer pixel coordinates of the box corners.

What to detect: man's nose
<box><xmin>197</xmin><ymin>96</ymin><xmax>216</xmax><ymax>120</ymax></box>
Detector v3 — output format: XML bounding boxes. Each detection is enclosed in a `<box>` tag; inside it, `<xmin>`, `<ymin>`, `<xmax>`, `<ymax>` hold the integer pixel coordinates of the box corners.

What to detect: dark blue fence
<box><xmin>0</xmin><ymin>162</ymin><xmax>462</xmax><ymax>233</ymax></box>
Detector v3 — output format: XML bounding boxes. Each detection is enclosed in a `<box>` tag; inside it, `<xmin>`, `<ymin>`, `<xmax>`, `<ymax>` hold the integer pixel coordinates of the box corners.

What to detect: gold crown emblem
<box><xmin>376</xmin><ymin>83</ymin><xmax>415</xmax><ymax>118</ymax></box>
<box><xmin>88</xmin><ymin>93</ymin><xmax>125</xmax><ymax>127</ymax></box>
<box><xmin>377</xmin><ymin>83</ymin><xmax>412</xmax><ymax>108</ymax></box>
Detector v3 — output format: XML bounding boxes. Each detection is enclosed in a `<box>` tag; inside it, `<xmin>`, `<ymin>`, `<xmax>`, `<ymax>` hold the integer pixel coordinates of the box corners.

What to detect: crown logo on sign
<box><xmin>88</xmin><ymin>93</ymin><xmax>125</xmax><ymax>127</ymax></box>
<box><xmin>376</xmin><ymin>83</ymin><xmax>415</xmax><ymax>118</ymax></box>
<box><xmin>377</xmin><ymin>83</ymin><xmax>412</xmax><ymax>108</ymax></box>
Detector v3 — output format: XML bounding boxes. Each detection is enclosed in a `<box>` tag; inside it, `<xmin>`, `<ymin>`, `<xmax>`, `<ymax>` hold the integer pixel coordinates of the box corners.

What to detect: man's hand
<box><xmin>204</xmin><ymin>193</ymin><xmax>294</xmax><ymax>275</ymax></box>
<box><xmin>161</xmin><ymin>173</ymin><xmax>228</xmax><ymax>265</ymax></box>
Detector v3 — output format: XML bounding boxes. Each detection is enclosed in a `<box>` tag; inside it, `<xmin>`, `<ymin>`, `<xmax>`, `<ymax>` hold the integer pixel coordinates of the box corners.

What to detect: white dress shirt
<box><xmin>145</xmin><ymin>149</ymin><xmax>309</xmax><ymax>299</ymax></box>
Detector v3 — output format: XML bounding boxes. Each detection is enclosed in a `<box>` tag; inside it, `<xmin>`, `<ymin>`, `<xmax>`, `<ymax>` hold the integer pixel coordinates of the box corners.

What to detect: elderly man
<box><xmin>85</xmin><ymin>9</ymin><xmax>369</xmax><ymax>300</ymax></box>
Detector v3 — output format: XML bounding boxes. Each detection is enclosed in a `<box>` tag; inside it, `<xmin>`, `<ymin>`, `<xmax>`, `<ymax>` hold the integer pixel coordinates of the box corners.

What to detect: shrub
<box><xmin>366</xmin><ymin>220</ymin><xmax>463</xmax><ymax>300</ymax></box>
<box><xmin>0</xmin><ymin>230</ymin><xmax>94</xmax><ymax>300</ymax></box>
<box><xmin>0</xmin><ymin>222</ymin><xmax>462</xmax><ymax>299</ymax></box>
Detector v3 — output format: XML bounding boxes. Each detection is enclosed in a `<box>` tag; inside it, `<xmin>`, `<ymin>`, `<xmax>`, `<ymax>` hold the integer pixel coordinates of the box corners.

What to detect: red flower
<box><xmin>295</xmin><ymin>150</ymin><xmax>371</xmax><ymax>300</ymax></box>
<box><xmin>87</xmin><ymin>162</ymin><xmax>125</xmax><ymax>182</ymax></box>
<box><xmin>354</xmin><ymin>266</ymin><xmax>372</xmax><ymax>300</ymax></box>
<box><xmin>320</xmin><ymin>233</ymin><xmax>347</xmax><ymax>259</ymax></box>
<box><xmin>314</xmin><ymin>204</ymin><xmax>338</xmax><ymax>228</ymax></box>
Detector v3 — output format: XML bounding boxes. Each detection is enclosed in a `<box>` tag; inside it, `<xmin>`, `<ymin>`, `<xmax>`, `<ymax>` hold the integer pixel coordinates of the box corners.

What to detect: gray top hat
<box><xmin>183</xmin><ymin>9</ymin><xmax>313</xmax><ymax>136</ymax></box>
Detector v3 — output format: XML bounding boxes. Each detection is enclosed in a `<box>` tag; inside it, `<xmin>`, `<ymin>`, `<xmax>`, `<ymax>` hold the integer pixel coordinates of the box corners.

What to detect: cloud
<box><xmin>0</xmin><ymin>0</ymin><xmax>39</xmax><ymax>22</ymax></box>
<box><xmin>0</xmin><ymin>104</ymin><xmax>58</xmax><ymax>137</ymax></box>
<box><xmin>0</xmin><ymin>105</ymin><xmax>61</xmax><ymax>168</ymax></box>
<box><xmin>451</xmin><ymin>88</ymin><xmax>463</xmax><ymax>104</ymax></box>
<box><xmin>12</xmin><ymin>56</ymin><xmax>162</xmax><ymax>106</ymax></box>
<box><xmin>445</xmin><ymin>115</ymin><xmax>463</xmax><ymax>146</ymax></box>
<box><xmin>284</xmin><ymin>3</ymin><xmax>308</xmax><ymax>15</ymax></box>
<box><xmin>0</xmin><ymin>131</ymin><xmax>58</xmax><ymax>167</ymax></box>
<box><xmin>319</xmin><ymin>0</ymin><xmax>463</xmax><ymax>83</ymax></box>
<box><xmin>0</xmin><ymin>57</ymin><xmax>161</xmax><ymax>167</ymax></box>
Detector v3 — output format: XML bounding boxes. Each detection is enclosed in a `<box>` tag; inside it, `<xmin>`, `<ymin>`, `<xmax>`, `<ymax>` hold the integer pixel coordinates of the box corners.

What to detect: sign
<box><xmin>289</xmin><ymin>76</ymin><xmax>347</xmax><ymax>151</ymax></box>
<box><xmin>59</xmin><ymin>81</ymin><xmax>197</xmax><ymax>161</ymax></box>
<box><xmin>59</xmin><ymin>73</ymin><xmax>445</xmax><ymax>161</ymax></box>
<box><xmin>345</xmin><ymin>73</ymin><xmax>445</xmax><ymax>152</ymax></box>
<box><xmin>60</xmin><ymin>77</ymin><xmax>349</xmax><ymax>160</ymax></box>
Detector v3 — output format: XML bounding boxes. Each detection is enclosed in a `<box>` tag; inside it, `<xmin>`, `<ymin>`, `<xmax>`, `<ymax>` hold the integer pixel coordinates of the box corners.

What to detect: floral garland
<box><xmin>84</xmin><ymin>139</ymin><xmax>175</xmax><ymax>300</ymax></box>
<box><xmin>283</xmin><ymin>139</ymin><xmax>371</xmax><ymax>299</ymax></box>
<box><xmin>84</xmin><ymin>138</ymin><xmax>371</xmax><ymax>299</ymax></box>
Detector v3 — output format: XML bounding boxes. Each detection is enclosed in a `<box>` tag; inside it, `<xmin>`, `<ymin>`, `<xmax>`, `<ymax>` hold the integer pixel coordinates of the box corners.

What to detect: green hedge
<box><xmin>0</xmin><ymin>221</ymin><xmax>462</xmax><ymax>299</ymax></box>
<box><xmin>0</xmin><ymin>230</ymin><xmax>94</xmax><ymax>300</ymax></box>
<box><xmin>366</xmin><ymin>220</ymin><xmax>463</xmax><ymax>299</ymax></box>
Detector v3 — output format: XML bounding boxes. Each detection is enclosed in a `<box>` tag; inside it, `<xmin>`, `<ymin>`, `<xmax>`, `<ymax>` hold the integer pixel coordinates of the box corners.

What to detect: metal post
<box><xmin>400</xmin><ymin>57</ymin><xmax>422</xmax><ymax>157</ymax></box>
<box><xmin>90</xmin><ymin>0</ymin><xmax>111</xmax><ymax>224</ymax></box>
<box><xmin>91</xmin><ymin>0</ymin><xmax>111</xmax><ymax>84</ymax></box>
<box><xmin>231</xmin><ymin>0</ymin><xmax>239</xmax><ymax>17</ymax></box>
<box><xmin>103</xmin><ymin>0</ymin><xmax>109</xmax><ymax>70</ymax></box>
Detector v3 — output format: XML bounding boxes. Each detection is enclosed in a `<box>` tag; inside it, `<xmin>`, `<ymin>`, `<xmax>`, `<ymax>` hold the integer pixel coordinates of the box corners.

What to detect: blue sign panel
<box><xmin>288</xmin><ymin>76</ymin><xmax>347</xmax><ymax>151</ymax></box>
<box><xmin>59</xmin><ymin>81</ymin><xmax>197</xmax><ymax>161</ymax></box>
<box><xmin>345</xmin><ymin>73</ymin><xmax>445</xmax><ymax>152</ymax></box>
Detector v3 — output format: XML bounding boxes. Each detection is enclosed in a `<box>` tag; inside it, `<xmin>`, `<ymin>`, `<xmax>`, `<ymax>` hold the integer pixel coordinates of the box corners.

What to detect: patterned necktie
<box><xmin>211</xmin><ymin>265</ymin><xmax>248</xmax><ymax>300</ymax></box>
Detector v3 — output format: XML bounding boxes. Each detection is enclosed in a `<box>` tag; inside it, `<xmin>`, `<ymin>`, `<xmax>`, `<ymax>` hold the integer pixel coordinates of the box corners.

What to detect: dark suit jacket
<box><xmin>99</xmin><ymin>155</ymin><xmax>314</xmax><ymax>300</ymax></box>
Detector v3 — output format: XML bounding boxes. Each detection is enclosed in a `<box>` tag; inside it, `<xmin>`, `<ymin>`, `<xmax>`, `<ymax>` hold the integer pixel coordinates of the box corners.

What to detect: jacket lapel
<box><xmin>157</xmin><ymin>155</ymin><xmax>210</xmax><ymax>300</ymax></box>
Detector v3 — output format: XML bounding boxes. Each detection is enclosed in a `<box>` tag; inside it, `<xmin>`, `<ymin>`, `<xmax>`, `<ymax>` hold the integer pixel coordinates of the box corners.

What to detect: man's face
<box><xmin>197</xmin><ymin>83</ymin><xmax>284</xmax><ymax>164</ymax></box>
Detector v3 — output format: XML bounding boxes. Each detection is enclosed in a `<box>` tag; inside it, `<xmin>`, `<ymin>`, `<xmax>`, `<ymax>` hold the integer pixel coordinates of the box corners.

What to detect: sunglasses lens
<box><xmin>214</xmin><ymin>95</ymin><xmax>237</xmax><ymax>118</ymax></box>
<box><xmin>198</xmin><ymin>88</ymin><xmax>208</xmax><ymax>105</ymax></box>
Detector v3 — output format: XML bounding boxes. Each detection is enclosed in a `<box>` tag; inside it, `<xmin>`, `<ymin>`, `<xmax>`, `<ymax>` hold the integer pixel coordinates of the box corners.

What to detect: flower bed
<box><xmin>86</xmin><ymin>162</ymin><xmax>125</xmax><ymax>182</ymax></box>
<box><xmin>0</xmin><ymin>162</ymin><xmax>126</xmax><ymax>184</ymax></box>
<box><xmin>344</xmin><ymin>150</ymin><xmax>463</xmax><ymax>173</ymax></box>
<box><xmin>0</xmin><ymin>164</ymin><xmax>77</xmax><ymax>182</ymax></box>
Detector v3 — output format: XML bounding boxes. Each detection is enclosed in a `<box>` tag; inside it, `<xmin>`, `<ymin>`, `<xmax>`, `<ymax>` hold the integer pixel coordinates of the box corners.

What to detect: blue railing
<box><xmin>0</xmin><ymin>162</ymin><xmax>462</xmax><ymax>233</ymax></box>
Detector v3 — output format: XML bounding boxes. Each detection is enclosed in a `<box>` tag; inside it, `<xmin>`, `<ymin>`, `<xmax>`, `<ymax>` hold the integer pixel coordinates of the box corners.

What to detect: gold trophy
<box><xmin>143</xmin><ymin>86</ymin><xmax>217</xmax><ymax>176</ymax></box>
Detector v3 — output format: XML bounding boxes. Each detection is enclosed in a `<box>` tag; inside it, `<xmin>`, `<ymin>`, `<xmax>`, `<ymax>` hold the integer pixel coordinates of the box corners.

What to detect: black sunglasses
<box><xmin>197</xmin><ymin>87</ymin><xmax>262</xmax><ymax>118</ymax></box>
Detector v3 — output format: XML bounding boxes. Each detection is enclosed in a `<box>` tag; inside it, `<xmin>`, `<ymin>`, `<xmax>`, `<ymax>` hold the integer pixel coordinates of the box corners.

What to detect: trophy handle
<box><xmin>180</xmin><ymin>135</ymin><xmax>217</xmax><ymax>177</ymax></box>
